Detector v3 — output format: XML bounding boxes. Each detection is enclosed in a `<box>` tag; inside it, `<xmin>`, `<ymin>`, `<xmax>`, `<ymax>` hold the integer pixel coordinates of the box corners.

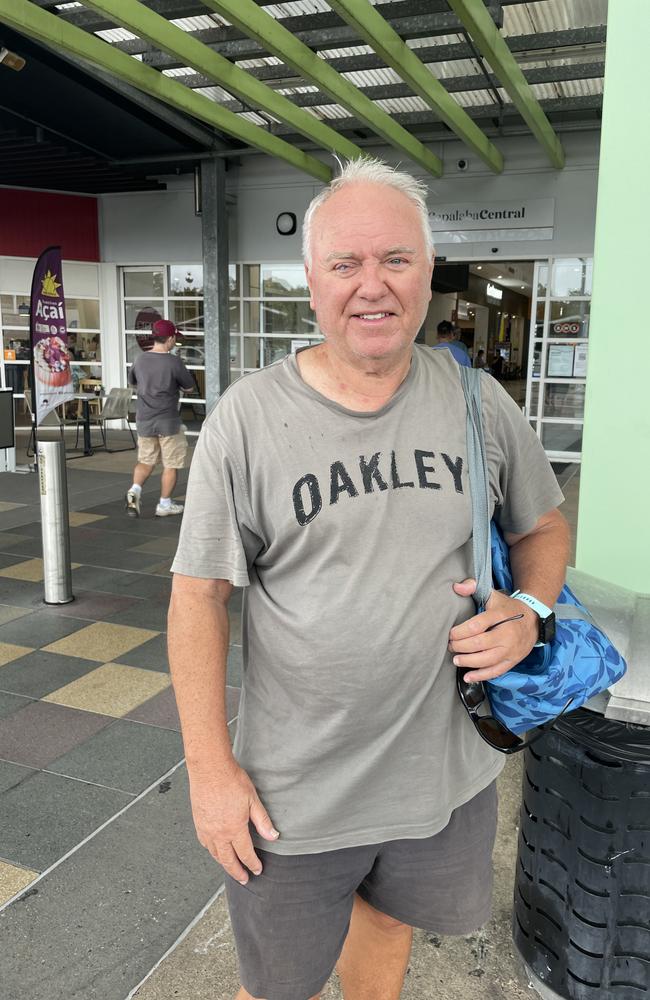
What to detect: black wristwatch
<box><xmin>510</xmin><ymin>590</ymin><xmax>556</xmax><ymax>646</ymax></box>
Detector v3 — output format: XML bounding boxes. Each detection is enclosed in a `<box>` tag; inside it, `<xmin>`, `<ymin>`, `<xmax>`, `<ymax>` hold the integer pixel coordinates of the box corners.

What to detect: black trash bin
<box><xmin>514</xmin><ymin>708</ymin><xmax>650</xmax><ymax>999</ymax></box>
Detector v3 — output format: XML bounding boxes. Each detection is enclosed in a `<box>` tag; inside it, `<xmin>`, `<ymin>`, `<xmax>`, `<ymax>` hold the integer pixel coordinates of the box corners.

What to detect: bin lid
<box><xmin>567</xmin><ymin>567</ymin><xmax>650</xmax><ymax>727</ymax></box>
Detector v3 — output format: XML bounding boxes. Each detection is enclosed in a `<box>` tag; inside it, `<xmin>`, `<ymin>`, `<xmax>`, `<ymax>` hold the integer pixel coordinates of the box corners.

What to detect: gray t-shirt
<box><xmin>172</xmin><ymin>346</ymin><xmax>564</xmax><ymax>855</ymax></box>
<box><xmin>128</xmin><ymin>351</ymin><xmax>195</xmax><ymax>436</ymax></box>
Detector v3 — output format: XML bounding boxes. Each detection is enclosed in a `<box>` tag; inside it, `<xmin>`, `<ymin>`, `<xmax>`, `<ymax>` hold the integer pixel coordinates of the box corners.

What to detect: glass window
<box><xmin>230</xmin><ymin>301</ymin><xmax>240</xmax><ymax>333</ymax></box>
<box><xmin>542</xmin><ymin>383</ymin><xmax>586</xmax><ymax>420</ymax></box>
<box><xmin>124</xmin><ymin>301</ymin><xmax>164</xmax><ymax>331</ymax></box>
<box><xmin>535</xmin><ymin>301</ymin><xmax>545</xmax><ymax>336</ymax></box>
<box><xmin>125</xmin><ymin>334</ymin><xmax>155</xmax><ymax>364</ymax></box>
<box><xmin>243</xmin><ymin>265</ymin><xmax>261</xmax><ymax>298</ymax></box>
<box><xmin>169</xmin><ymin>265</ymin><xmax>203</xmax><ymax>296</ymax></box>
<box><xmin>69</xmin><ymin>331</ymin><xmax>101</xmax><ymax>362</ymax></box>
<box><xmin>1</xmin><ymin>294</ymin><xmax>30</xmax><ymax>327</ymax></box>
<box><xmin>229</xmin><ymin>264</ymin><xmax>240</xmax><ymax>297</ymax></box>
<box><xmin>124</xmin><ymin>270</ymin><xmax>164</xmax><ymax>297</ymax></box>
<box><xmin>176</xmin><ymin>335</ymin><xmax>205</xmax><ymax>367</ymax></box>
<box><xmin>243</xmin><ymin>337</ymin><xmax>261</xmax><ymax>369</ymax></box>
<box><xmin>2</xmin><ymin>328</ymin><xmax>30</xmax><ymax>360</ymax></box>
<box><xmin>536</xmin><ymin>264</ymin><xmax>548</xmax><ymax>298</ymax></box>
<box><xmin>262</xmin><ymin>266</ymin><xmax>309</xmax><ymax>298</ymax></box>
<box><xmin>243</xmin><ymin>301</ymin><xmax>260</xmax><ymax>333</ymax></box>
<box><xmin>548</xmin><ymin>300</ymin><xmax>590</xmax><ymax>338</ymax></box>
<box><xmin>65</xmin><ymin>299</ymin><xmax>100</xmax><ymax>330</ymax></box>
<box><xmin>169</xmin><ymin>299</ymin><xmax>204</xmax><ymax>332</ymax></box>
<box><xmin>230</xmin><ymin>337</ymin><xmax>241</xmax><ymax>368</ymax></box>
<box><xmin>545</xmin><ymin>343</ymin><xmax>588</xmax><ymax>379</ymax></box>
<box><xmin>551</xmin><ymin>258</ymin><xmax>592</xmax><ymax>297</ymax></box>
<box><xmin>262</xmin><ymin>301</ymin><xmax>317</xmax><ymax>336</ymax></box>
<box><xmin>541</xmin><ymin>422</ymin><xmax>583</xmax><ymax>453</ymax></box>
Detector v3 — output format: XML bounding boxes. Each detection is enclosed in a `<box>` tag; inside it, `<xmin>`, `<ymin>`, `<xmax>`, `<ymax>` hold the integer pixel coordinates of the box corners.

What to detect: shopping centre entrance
<box><xmin>428</xmin><ymin>256</ymin><xmax>592</xmax><ymax>465</ymax></box>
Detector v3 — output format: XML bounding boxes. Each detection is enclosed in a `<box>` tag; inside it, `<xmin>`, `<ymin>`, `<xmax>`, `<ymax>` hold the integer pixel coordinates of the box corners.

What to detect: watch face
<box><xmin>540</xmin><ymin>612</ymin><xmax>556</xmax><ymax>644</ymax></box>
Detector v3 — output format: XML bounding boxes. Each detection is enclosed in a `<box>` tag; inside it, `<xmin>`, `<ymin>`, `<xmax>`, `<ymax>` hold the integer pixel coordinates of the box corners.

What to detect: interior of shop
<box><xmin>424</xmin><ymin>259</ymin><xmax>534</xmax><ymax>408</ymax></box>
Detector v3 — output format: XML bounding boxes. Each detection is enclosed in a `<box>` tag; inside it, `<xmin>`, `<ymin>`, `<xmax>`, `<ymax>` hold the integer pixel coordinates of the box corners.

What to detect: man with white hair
<box><xmin>169</xmin><ymin>158</ymin><xmax>569</xmax><ymax>1000</ymax></box>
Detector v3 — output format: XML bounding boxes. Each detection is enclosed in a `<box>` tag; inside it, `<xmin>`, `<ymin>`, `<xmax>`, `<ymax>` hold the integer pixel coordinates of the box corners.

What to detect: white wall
<box><xmin>97</xmin><ymin>130</ymin><xmax>601</xmax><ymax>267</ymax></box>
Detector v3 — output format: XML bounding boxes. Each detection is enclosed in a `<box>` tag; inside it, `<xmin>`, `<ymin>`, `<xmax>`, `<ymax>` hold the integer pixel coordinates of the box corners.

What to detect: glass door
<box><xmin>525</xmin><ymin>257</ymin><xmax>592</xmax><ymax>463</ymax></box>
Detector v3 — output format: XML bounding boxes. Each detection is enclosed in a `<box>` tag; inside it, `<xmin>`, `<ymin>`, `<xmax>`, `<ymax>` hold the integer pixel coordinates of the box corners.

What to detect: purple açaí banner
<box><xmin>30</xmin><ymin>245</ymin><xmax>75</xmax><ymax>424</ymax></box>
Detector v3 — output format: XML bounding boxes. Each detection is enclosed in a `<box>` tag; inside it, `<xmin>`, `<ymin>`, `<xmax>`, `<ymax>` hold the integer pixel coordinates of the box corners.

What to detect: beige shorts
<box><xmin>137</xmin><ymin>432</ymin><xmax>187</xmax><ymax>470</ymax></box>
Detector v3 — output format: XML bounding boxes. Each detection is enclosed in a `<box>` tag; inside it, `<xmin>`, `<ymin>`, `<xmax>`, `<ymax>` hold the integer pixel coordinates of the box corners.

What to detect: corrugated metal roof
<box><xmin>170</xmin><ymin>14</ymin><xmax>229</xmax><ymax>32</ymax></box>
<box><xmin>94</xmin><ymin>27</ymin><xmax>138</xmax><ymax>43</ymax></box>
<box><xmin>503</xmin><ymin>0</ymin><xmax>608</xmax><ymax>35</ymax></box>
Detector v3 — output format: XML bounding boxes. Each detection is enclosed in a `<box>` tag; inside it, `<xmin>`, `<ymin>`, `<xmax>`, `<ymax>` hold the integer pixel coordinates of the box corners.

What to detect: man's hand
<box><xmin>448</xmin><ymin>579</ymin><xmax>539</xmax><ymax>683</ymax></box>
<box><xmin>189</xmin><ymin>764</ymin><xmax>279</xmax><ymax>885</ymax></box>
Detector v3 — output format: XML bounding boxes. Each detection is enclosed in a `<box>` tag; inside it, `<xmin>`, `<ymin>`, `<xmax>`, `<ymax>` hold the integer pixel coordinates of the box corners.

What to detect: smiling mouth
<box><xmin>352</xmin><ymin>311</ymin><xmax>395</xmax><ymax>320</ymax></box>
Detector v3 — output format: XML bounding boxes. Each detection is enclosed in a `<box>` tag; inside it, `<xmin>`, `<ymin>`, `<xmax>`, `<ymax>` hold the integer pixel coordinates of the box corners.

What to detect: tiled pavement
<box><xmin>0</xmin><ymin>462</ymin><xmax>242</xmax><ymax>1000</ymax></box>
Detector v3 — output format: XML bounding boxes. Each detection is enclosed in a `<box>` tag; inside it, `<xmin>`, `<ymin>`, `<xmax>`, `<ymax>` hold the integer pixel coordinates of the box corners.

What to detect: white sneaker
<box><xmin>125</xmin><ymin>490</ymin><xmax>141</xmax><ymax>517</ymax></box>
<box><xmin>155</xmin><ymin>500</ymin><xmax>184</xmax><ymax>517</ymax></box>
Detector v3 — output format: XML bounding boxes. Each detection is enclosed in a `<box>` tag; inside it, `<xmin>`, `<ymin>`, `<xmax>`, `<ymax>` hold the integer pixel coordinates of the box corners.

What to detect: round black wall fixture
<box><xmin>276</xmin><ymin>212</ymin><xmax>297</xmax><ymax>236</ymax></box>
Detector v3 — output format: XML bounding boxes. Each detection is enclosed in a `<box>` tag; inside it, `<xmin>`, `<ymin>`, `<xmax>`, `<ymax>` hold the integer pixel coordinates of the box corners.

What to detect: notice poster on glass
<box><xmin>573</xmin><ymin>344</ymin><xmax>588</xmax><ymax>377</ymax></box>
<box><xmin>548</xmin><ymin>344</ymin><xmax>575</xmax><ymax>378</ymax></box>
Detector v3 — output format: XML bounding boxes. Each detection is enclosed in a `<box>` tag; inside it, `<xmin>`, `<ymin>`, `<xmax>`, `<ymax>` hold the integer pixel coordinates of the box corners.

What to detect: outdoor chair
<box><xmin>24</xmin><ymin>389</ymin><xmax>78</xmax><ymax>457</ymax></box>
<box><xmin>80</xmin><ymin>387</ymin><xmax>136</xmax><ymax>453</ymax></box>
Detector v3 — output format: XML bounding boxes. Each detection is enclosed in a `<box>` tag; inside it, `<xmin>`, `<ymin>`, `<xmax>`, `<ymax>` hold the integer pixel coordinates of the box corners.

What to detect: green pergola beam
<box><xmin>204</xmin><ymin>0</ymin><xmax>444</xmax><ymax>178</ymax></box>
<box><xmin>325</xmin><ymin>0</ymin><xmax>503</xmax><ymax>173</ymax></box>
<box><xmin>0</xmin><ymin>0</ymin><xmax>331</xmax><ymax>182</ymax></box>
<box><xmin>447</xmin><ymin>0</ymin><xmax>565</xmax><ymax>169</ymax></box>
<box><xmin>80</xmin><ymin>0</ymin><xmax>363</xmax><ymax>164</ymax></box>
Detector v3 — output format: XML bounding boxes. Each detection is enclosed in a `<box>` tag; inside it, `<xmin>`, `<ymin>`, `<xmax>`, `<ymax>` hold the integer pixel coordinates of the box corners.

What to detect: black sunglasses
<box><xmin>456</xmin><ymin>670</ymin><xmax>573</xmax><ymax>754</ymax></box>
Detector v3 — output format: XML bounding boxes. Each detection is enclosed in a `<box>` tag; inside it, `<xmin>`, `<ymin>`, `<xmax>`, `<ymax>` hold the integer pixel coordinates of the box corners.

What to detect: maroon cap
<box><xmin>152</xmin><ymin>319</ymin><xmax>178</xmax><ymax>340</ymax></box>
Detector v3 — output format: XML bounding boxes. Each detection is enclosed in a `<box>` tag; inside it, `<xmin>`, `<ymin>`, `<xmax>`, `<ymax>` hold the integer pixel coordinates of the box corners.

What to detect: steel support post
<box><xmin>201</xmin><ymin>156</ymin><xmax>230</xmax><ymax>409</ymax></box>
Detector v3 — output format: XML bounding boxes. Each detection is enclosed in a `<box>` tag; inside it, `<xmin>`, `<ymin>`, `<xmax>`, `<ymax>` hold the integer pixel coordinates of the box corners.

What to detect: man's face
<box><xmin>305</xmin><ymin>183</ymin><xmax>434</xmax><ymax>367</ymax></box>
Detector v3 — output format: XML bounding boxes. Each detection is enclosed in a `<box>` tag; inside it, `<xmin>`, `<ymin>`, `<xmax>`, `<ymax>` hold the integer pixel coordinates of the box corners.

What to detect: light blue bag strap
<box><xmin>458</xmin><ymin>366</ymin><xmax>492</xmax><ymax>609</ymax></box>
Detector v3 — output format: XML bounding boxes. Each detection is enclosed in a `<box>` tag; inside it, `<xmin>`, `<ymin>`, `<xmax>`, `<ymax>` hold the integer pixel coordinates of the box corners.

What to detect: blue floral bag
<box><xmin>459</xmin><ymin>367</ymin><xmax>627</xmax><ymax>736</ymax></box>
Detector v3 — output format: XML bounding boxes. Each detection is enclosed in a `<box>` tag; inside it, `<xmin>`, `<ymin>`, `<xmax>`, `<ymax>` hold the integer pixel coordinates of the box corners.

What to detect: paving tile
<box><xmin>0</xmin><ymin>862</ymin><xmax>38</xmax><ymax>906</ymax></box>
<box><xmin>66</xmin><ymin>565</ymin><xmax>170</xmax><ymax>600</ymax></box>
<box><xmin>44</xmin><ymin>662</ymin><xmax>171</xmax><ymax>717</ymax></box>
<box><xmin>49</xmin><ymin>719</ymin><xmax>184</xmax><ymax>794</ymax></box>
<box><xmin>0</xmin><ymin>605</ymin><xmax>32</xmax><ymax>626</ymax></box>
<box><xmin>113</xmin><ymin>633</ymin><xmax>169</xmax><ymax>672</ymax></box>
<box><xmin>141</xmin><ymin>559</ymin><xmax>173</xmax><ymax>576</ymax></box>
<box><xmin>0</xmin><ymin>533</ymin><xmax>33</xmax><ymax>551</ymax></box>
<box><xmin>43</xmin><ymin>621</ymin><xmax>159</xmax><ymax>662</ymax></box>
<box><xmin>36</xmin><ymin>590</ymin><xmax>134</xmax><ymax>622</ymax></box>
<box><xmin>0</xmin><ymin>691</ymin><xmax>34</xmax><ymax>721</ymax></box>
<box><xmin>107</xmin><ymin>600</ymin><xmax>169</xmax><ymax>632</ymax></box>
<box><xmin>0</xmin><ymin>558</ymin><xmax>78</xmax><ymax>582</ymax></box>
<box><xmin>68</xmin><ymin>512</ymin><xmax>107</xmax><ymax>527</ymax></box>
<box><xmin>0</xmin><ymin>501</ymin><xmax>25</xmax><ymax>513</ymax></box>
<box><xmin>0</xmin><ymin>552</ymin><xmax>25</xmax><ymax>570</ymax></box>
<box><xmin>0</xmin><ymin>765</ymin><xmax>218</xmax><ymax>1000</ymax></box>
<box><xmin>132</xmin><ymin>537</ymin><xmax>178</xmax><ymax>556</ymax></box>
<box><xmin>0</xmin><ymin>769</ymin><xmax>131</xmax><ymax>871</ymax></box>
<box><xmin>124</xmin><ymin>685</ymin><xmax>181</xmax><ymax>730</ymax></box>
<box><xmin>0</xmin><ymin>578</ymin><xmax>45</xmax><ymax>608</ymax></box>
<box><xmin>0</xmin><ymin>642</ymin><xmax>33</xmax><ymax>667</ymax></box>
<box><xmin>0</xmin><ymin>649</ymin><xmax>96</xmax><ymax>699</ymax></box>
<box><xmin>0</xmin><ymin>612</ymin><xmax>90</xmax><ymax>649</ymax></box>
<box><xmin>0</xmin><ymin>535</ymin><xmax>42</xmax><ymax>558</ymax></box>
<box><xmin>0</xmin><ymin>700</ymin><xmax>111</xmax><ymax>768</ymax></box>
<box><xmin>0</xmin><ymin>760</ymin><xmax>38</xmax><ymax>794</ymax></box>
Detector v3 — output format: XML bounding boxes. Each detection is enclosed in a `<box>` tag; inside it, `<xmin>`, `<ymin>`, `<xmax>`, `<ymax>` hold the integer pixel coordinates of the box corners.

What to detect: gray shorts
<box><xmin>225</xmin><ymin>781</ymin><xmax>497</xmax><ymax>1000</ymax></box>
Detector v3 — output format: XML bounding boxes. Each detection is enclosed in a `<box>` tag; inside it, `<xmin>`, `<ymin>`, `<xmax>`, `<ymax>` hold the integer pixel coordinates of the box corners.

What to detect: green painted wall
<box><xmin>575</xmin><ymin>0</ymin><xmax>650</xmax><ymax>590</ymax></box>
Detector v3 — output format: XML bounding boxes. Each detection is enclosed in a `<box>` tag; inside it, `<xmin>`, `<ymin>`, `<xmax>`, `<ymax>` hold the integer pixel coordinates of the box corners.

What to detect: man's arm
<box><xmin>448</xmin><ymin>507</ymin><xmax>570</xmax><ymax>682</ymax></box>
<box><xmin>168</xmin><ymin>574</ymin><xmax>279</xmax><ymax>883</ymax></box>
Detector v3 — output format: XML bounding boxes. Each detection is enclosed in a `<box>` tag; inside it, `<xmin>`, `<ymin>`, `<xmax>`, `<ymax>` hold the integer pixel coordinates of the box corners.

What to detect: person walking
<box><xmin>125</xmin><ymin>319</ymin><xmax>195</xmax><ymax>518</ymax></box>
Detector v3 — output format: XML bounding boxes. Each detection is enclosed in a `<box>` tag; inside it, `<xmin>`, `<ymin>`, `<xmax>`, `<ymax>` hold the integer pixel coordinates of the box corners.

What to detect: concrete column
<box><xmin>575</xmin><ymin>0</ymin><xmax>650</xmax><ymax>591</ymax></box>
<box><xmin>201</xmin><ymin>157</ymin><xmax>230</xmax><ymax>409</ymax></box>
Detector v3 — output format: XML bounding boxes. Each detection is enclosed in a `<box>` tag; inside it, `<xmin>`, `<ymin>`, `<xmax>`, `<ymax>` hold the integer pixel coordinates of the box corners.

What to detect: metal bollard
<box><xmin>37</xmin><ymin>439</ymin><xmax>74</xmax><ymax>605</ymax></box>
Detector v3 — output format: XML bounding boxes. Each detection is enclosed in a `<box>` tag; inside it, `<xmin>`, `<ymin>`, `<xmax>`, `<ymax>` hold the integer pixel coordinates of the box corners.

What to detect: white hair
<box><xmin>302</xmin><ymin>157</ymin><xmax>435</xmax><ymax>267</ymax></box>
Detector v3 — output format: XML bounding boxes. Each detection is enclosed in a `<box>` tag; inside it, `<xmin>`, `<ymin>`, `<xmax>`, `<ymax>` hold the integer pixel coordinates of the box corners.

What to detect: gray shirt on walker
<box><xmin>128</xmin><ymin>351</ymin><xmax>195</xmax><ymax>437</ymax></box>
<box><xmin>171</xmin><ymin>346</ymin><xmax>564</xmax><ymax>855</ymax></box>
